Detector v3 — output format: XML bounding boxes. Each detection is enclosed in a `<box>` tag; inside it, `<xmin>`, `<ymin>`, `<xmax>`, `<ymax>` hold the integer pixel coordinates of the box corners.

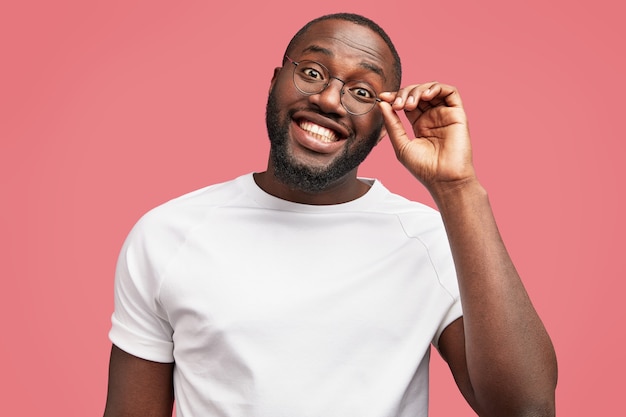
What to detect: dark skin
<box><xmin>104</xmin><ymin>19</ymin><xmax>557</xmax><ymax>417</ymax></box>
<box><xmin>103</xmin><ymin>345</ymin><xmax>174</xmax><ymax>417</ymax></box>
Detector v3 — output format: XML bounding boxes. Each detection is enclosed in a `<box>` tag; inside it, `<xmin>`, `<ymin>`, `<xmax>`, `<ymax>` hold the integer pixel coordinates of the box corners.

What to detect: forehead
<box><xmin>288</xmin><ymin>20</ymin><xmax>394</xmax><ymax>82</ymax></box>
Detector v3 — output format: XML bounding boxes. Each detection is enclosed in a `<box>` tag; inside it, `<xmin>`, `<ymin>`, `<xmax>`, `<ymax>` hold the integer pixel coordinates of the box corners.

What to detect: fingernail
<box><xmin>394</xmin><ymin>97</ymin><xmax>402</xmax><ymax>105</ymax></box>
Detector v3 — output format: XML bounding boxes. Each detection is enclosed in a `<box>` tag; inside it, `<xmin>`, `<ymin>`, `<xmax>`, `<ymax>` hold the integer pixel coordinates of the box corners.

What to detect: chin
<box><xmin>265</xmin><ymin>90</ymin><xmax>380</xmax><ymax>193</ymax></box>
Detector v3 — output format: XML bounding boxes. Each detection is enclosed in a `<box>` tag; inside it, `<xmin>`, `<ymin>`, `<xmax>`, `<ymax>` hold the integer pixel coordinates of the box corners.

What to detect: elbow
<box><xmin>475</xmin><ymin>381</ymin><xmax>557</xmax><ymax>417</ymax></box>
<box><xmin>516</xmin><ymin>401</ymin><xmax>556</xmax><ymax>417</ymax></box>
<box><xmin>478</xmin><ymin>396</ymin><xmax>556</xmax><ymax>417</ymax></box>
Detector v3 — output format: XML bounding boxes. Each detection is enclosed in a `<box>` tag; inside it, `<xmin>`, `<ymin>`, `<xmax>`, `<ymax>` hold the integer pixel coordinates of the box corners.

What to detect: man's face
<box><xmin>265</xmin><ymin>19</ymin><xmax>395</xmax><ymax>193</ymax></box>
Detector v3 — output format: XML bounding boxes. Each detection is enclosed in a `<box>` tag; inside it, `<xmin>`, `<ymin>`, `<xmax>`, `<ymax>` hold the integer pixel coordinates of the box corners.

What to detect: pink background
<box><xmin>1</xmin><ymin>0</ymin><xmax>624</xmax><ymax>415</ymax></box>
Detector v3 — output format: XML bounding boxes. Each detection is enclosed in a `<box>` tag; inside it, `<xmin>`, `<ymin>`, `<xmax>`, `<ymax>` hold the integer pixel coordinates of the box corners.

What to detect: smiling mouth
<box><xmin>298</xmin><ymin>120</ymin><xmax>340</xmax><ymax>143</ymax></box>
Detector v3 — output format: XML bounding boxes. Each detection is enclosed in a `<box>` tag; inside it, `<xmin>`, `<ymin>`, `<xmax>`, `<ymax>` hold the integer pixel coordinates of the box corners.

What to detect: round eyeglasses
<box><xmin>285</xmin><ymin>55</ymin><xmax>381</xmax><ymax>116</ymax></box>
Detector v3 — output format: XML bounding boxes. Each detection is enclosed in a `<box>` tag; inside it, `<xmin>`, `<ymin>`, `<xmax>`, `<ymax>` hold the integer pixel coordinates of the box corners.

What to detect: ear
<box><xmin>269</xmin><ymin>67</ymin><xmax>282</xmax><ymax>93</ymax></box>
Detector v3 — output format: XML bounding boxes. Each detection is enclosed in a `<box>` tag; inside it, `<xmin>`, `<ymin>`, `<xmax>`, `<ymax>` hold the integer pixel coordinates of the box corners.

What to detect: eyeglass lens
<box><xmin>292</xmin><ymin>60</ymin><xmax>379</xmax><ymax>115</ymax></box>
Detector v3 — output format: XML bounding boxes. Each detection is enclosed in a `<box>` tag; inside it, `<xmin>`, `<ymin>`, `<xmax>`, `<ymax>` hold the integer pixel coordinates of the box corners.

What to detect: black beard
<box><xmin>265</xmin><ymin>91</ymin><xmax>382</xmax><ymax>193</ymax></box>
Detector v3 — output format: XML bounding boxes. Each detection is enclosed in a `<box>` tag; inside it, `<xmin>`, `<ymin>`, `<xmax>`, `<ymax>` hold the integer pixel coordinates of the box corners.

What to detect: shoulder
<box><xmin>121</xmin><ymin>174</ymin><xmax>254</xmax><ymax>261</ymax></box>
<box><xmin>136</xmin><ymin>174</ymin><xmax>252</xmax><ymax>231</ymax></box>
<box><xmin>367</xmin><ymin>180</ymin><xmax>445</xmax><ymax>236</ymax></box>
<box><xmin>370</xmin><ymin>179</ymin><xmax>457</xmax><ymax>280</ymax></box>
<box><xmin>152</xmin><ymin>173</ymin><xmax>252</xmax><ymax>213</ymax></box>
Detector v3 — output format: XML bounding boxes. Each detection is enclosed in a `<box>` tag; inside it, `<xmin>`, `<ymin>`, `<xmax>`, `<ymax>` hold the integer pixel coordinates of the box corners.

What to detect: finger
<box><xmin>378</xmin><ymin>91</ymin><xmax>398</xmax><ymax>104</ymax></box>
<box><xmin>419</xmin><ymin>83</ymin><xmax>464</xmax><ymax>108</ymax></box>
<box><xmin>387</xmin><ymin>82</ymin><xmax>438</xmax><ymax>112</ymax></box>
<box><xmin>396</xmin><ymin>85</ymin><xmax>423</xmax><ymax>111</ymax></box>
<box><xmin>378</xmin><ymin>100</ymin><xmax>412</xmax><ymax>154</ymax></box>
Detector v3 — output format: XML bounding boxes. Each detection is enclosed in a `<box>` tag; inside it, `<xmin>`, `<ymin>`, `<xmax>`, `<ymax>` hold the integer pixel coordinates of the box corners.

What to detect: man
<box><xmin>104</xmin><ymin>13</ymin><xmax>557</xmax><ymax>417</ymax></box>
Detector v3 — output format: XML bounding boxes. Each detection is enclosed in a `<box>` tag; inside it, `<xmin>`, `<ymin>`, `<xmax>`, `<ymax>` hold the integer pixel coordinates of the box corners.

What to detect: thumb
<box><xmin>378</xmin><ymin>101</ymin><xmax>411</xmax><ymax>155</ymax></box>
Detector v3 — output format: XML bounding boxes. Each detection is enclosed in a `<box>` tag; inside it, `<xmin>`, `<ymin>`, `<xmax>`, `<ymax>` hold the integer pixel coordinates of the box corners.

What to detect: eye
<box><xmin>297</xmin><ymin>62</ymin><xmax>327</xmax><ymax>83</ymax></box>
<box><xmin>302</xmin><ymin>68</ymin><xmax>322</xmax><ymax>80</ymax></box>
<box><xmin>348</xmin><ymin>84</ymin><xmax>376</xmax><ymax>102</ymax></box>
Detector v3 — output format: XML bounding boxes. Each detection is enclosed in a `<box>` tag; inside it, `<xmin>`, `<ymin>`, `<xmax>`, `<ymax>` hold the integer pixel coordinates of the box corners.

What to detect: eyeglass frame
<box><xmin>284</xmin><ymin>55</ymin><xmax>382</xmax><ymax>116</ymax></box>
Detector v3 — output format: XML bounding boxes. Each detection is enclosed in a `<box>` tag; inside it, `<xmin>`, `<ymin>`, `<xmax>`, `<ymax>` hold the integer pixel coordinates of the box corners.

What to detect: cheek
<box><xmin>271</xmin><ymin>72</ymin><xmax>299</xmax><ymax>101</ymax></box>
<box><xmin>355</xmin><ymin>113</ymin><xmax>384</xmax><ymax>135</ymax></box>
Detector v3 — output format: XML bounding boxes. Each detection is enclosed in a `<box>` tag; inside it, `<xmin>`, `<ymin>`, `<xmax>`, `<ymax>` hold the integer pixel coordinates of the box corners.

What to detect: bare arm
<box><xmin>379</xmin><ymin>84</ymin><xmax>557</xmax><ymax>416</ymax></box>
<box><xmin>435</xmin><ymin>178</ymin><xmax>556</xmax><ymax>416</ymax></box>
<box><xmin>103</xmin><ymin>344</ymin><xmax>174</xmax><ymax>417</ymax></box>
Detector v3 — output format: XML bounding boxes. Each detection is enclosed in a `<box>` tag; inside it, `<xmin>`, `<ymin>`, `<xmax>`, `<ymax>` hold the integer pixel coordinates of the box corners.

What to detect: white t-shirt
<box><xmin>110</xmin><ymin>173</ymin><xmax>462</xmax><ymax>417</ymax></box>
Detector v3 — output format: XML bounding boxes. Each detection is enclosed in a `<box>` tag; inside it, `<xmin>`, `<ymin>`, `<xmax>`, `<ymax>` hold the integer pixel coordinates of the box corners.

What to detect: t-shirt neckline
<box><xmin>239</xmin><ymin>173</ymin><xmax>388</xmax><ymax>213</ymax></box>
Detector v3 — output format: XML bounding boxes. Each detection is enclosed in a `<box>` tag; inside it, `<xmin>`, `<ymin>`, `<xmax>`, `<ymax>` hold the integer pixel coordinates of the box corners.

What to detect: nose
<box><xmin>308</xmin><ymin>77</ymin><xmax>347</xmax><ymax>116</ymax></box>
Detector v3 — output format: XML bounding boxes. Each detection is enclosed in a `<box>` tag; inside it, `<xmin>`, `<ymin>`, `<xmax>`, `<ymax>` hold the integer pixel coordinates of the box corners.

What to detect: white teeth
<box><xmin>299</xmin><ymin>121</ymin><xmax>338</xmax><ymax>143</ymax></box>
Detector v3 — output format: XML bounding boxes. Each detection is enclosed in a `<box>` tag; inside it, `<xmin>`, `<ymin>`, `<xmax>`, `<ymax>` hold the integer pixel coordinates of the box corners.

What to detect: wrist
<box><xmin>429</xmin><ymin>177</ymin><xmax>488</xmax><ymax>210</ymax></box>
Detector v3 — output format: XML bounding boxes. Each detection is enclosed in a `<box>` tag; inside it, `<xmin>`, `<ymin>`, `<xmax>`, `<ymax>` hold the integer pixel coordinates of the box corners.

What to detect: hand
<box><xmin>378</xmin><ymin>82</ymin><xmax>476</xmax><ymax>193</ymax></box>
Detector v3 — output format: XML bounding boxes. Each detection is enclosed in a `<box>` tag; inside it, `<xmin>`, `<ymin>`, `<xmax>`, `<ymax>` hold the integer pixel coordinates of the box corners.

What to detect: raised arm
<box><xmin>103</xmin><ymin>344</ymin><xmax>174</xmax><ymax>417</ymax></box>
<box><xmin>378</xmin><ymin>84</ymin><xmax>557</xmax><ymax>416</ymax></box>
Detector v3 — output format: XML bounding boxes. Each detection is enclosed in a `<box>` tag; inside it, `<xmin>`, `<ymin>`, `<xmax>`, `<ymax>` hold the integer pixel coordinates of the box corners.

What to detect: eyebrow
<box><xmin>300</xmin><ymin>45</ymin><xmax>387</xmax><ymax>81</ymax></box>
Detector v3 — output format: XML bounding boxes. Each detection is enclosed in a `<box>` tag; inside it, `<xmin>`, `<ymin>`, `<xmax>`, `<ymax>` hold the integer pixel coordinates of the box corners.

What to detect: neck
<box><xmin>253</xmin><ymin>168</ymin><xmax>371</xmax><ymax>205</ymax></box>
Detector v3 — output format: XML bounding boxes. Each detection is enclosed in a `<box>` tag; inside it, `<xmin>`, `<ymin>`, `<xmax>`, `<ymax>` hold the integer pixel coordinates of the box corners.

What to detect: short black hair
<box><xmin>284</xmin><ymin>13</ymin><xmax>402</xmax><ymax>89</ymax></box>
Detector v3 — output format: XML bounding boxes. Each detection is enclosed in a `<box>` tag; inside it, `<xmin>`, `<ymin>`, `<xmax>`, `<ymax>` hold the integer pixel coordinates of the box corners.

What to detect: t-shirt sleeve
<box><xmin>414</xmin><ymin>212</ymin><xmax>464</xmax><ymax>349</ymax></box>
<box><xmin>109</xmin><ymin>215</ymin><xmax>175</xmax><ymax>363</ymax></box>
<box><xmin>432</xmin><ymin>295</ymin><xmax>463</xmax><ymax>350</ymax></box>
